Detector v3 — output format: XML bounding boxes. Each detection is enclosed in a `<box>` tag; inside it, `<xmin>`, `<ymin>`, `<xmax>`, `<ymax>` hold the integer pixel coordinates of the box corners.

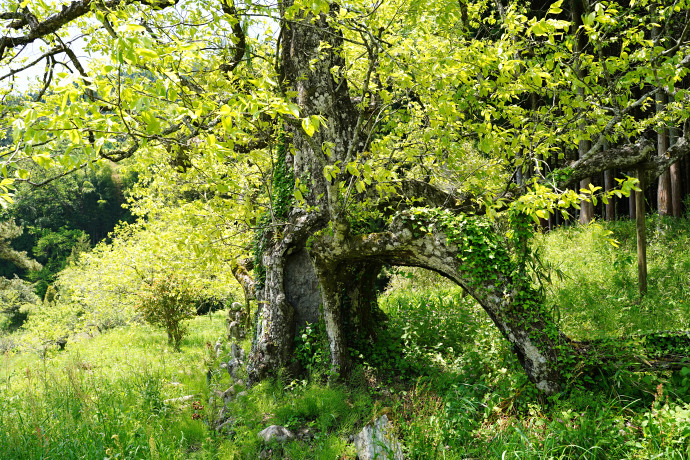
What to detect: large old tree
<box><xmin>2</xmin><ymin>0</ymin><xmax>690</xmax><ymax>394</ymax></box>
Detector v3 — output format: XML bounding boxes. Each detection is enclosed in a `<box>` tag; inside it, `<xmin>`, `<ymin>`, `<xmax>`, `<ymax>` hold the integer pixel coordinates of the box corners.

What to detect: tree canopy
<box><xmin>2</xmin><ymin>0</ymin><xmax>690</xmax><ymax>393</ymax></box>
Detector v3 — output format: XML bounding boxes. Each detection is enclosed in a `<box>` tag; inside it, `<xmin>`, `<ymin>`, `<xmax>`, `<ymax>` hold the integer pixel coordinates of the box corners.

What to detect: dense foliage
<box><xmin>0</xmin><ymin>163</ymin><xmax>135</xmax><ymax>307</ymax></box>
<box><xmin>0</xmin><ymin>276</ymin><xmax>40</xmax><ymax>332</ymax></box>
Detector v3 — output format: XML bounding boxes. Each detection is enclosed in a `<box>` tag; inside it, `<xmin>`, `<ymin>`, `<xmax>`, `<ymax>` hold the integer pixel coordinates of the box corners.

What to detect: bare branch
<box><xmin>0</xmin><ymin>46</ymin><xmax>65</xmax><ymax>81</ymax></box>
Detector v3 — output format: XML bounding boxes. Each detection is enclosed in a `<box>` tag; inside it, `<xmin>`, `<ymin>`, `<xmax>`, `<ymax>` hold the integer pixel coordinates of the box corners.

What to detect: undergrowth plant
<box><xmin>294</xmin><ymin>321</ymin><xmax>330</xmax><ymax>378</ymax></box>
<box><xmin>536</xmin><ymin>216</ymin><xmax>690</xmax><ymax>338</ymax></box>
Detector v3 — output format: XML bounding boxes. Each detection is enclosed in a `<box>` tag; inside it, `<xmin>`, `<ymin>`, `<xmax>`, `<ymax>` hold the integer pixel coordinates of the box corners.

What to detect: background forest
<box><xmin>2</xmin><ymin>0</ymin><xmax>690</xmax><ymax>458</ymax></box>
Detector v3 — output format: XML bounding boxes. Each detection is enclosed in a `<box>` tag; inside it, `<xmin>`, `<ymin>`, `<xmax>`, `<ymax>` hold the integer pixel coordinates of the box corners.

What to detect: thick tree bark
<box><xmin>284</xmin><ymin>248</ymin><xmax>322</xmax><ymax>333</ymax></box>
<box><xmin>629</xmin><ymin>188</ymin><xmax>636</xmax><ymax>220</ymax></box>
<box><xmin>657</xmin><ymin>92</ymin><xmax>672</xmax><ymax>215</ymax></box>
<box><xmin>311</xmin><ymin>258</ymin><xmax>350</xmax><ymax>377</ymax></box>
<box><xmin>247</xmin><ymin>213</ymin><xmax>322</xmax><ymax>384</ymax></box>
<box><xmin>230</xmin><ymin>258</ymin><xmax>255</xmax><ymax>329</ymax></box>
<box><xmin>248</xmin><ymin>1</ymin><xmax>359</xmax><ymax>383</ymax></box>
<box><xmin>658</xmin><ymin>172</ymin><xmax>672</xmax><ymax>215</ymax></box>
<box><xmin>670</xmin><ymin>124</ymin><xmax>683</xmax><ymax>217</ymax></box>
<box><xmin>670</xmin><ymin>162</ymin><xmax>682</xmax><ymax>217</ymax></box>
<box><xmin>340</xmin><ymin>262</ymin><xmax>383</xmax><ymax>342</ymax></box>
<box><xmin>248</xmin><ymin>241</ymin><xmax>296</xmax><ymax>383</ymax></box>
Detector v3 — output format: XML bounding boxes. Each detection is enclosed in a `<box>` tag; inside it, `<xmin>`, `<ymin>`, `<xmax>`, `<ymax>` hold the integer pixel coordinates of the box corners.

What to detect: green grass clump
<box><xmin>220</xmin><ymin>379</ymin><xmax>367</xmax><ymax>459</ymax></box>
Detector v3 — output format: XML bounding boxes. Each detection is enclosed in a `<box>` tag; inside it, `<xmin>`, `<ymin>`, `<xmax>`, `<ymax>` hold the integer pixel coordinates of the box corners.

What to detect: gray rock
<box><xmin>221</xmin><ymin>386</ymin><xmax>236</xmax><ymax>402</ymax></box>
<box><xmin>228</xmin><ymin>321</ymin><xmax>240</xmax><ymax>340</ymax></box>
<box><xmin>163</xmin><ymin>395</ymin><xmax>195</xmax><ymax>404</ymax></box>
<box><xmin>217</xmin><ymin>406</ymin><xmax>229</xmax><ymax>422</ymax></box>
<box><xmin>284</xmin><ymin>248</ymin><xmax>322</xmax><ymax>333</ymax></box>
<box><xmin>354</xmin><ymin>415</ymin><xmax>404</xmax><ymax>460</ymax></box>
<box><xmin>230</xmin><ymin>342</ymin><xmax>245</xmax><ymax>361</ymax></box>
<box><xmin>234</xmin><ymin>311</ymin><xmax>247</xmax><ymax>338</ymax></box>
<box><xmin>227</xmin><ymin>358</ymin><xmax>242</xmax><ymax>378</ymax></box>
<box><xmin>258</xmin><ymin>425</ymin><xmax>294</xmax><ymax>443</ymax></box>
<box><xmin>216</xmin><ymin>417</ymin><xmax>235</xmax><ymax>433</ymax></box>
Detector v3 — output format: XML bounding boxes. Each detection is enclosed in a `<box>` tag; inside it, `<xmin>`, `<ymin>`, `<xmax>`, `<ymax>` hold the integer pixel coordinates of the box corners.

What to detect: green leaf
<box><xmin>302</xmin><ymin>117</ymin><xmax>316</xmax><ymax>136</ymax></box>
<box><xmin>286</xmin><ymin>103</ymin><xmax>300</xmax><ymax>118</ymax></box>
<box><xmin>136</xmin><ymin>48</ymin><xmax>159</xmax><ymax>61</ymax></box>
<box><xmin>346</xmin><ymin>163</ymin><xmax>359</xmax><ymax>176</ymax></box>
<box><xmin>301</xmin><ymin>115</ymin><xmax>320</xmax><ymax>137</ymax></box>
<box><xmin>294</xmin><ymin>188</ymin><xmax>304</xmax><ymax>202</ymax></box>
<box><xmin>547</xmin><ymin>0</ymin><xmax>563</xmax><ymax>15</ymax></box>
<box><xmin>125</xmin><ymin>24</ymin><xmax>147</xmax><ymax>32</ymax></box>
<box><xmin>32</xmin><ymin>155</ymin><xmax>54</xmax><ymax>169</ymax></box>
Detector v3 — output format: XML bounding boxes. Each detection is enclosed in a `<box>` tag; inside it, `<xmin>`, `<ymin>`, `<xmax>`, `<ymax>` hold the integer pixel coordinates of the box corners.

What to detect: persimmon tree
<box><xmin>2</xmin><ymin>0</ymin><xmax>690</xmax><ymax>394</ymax></box>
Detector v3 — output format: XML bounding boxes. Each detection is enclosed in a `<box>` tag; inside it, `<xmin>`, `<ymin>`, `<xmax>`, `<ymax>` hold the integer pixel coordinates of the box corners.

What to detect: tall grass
<box><xmin>535</xmin><ymin>216</ymin><xmax>690</xmax><ymax>338</ymax></box>
<box><xmin>0</xmin><ymin>313</ymin><xmax>228</xmax><ymax>459</ymax></box>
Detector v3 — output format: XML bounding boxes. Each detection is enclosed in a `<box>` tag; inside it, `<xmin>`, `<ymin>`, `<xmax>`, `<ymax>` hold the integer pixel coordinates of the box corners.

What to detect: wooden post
<box><xmin>636</xmin><ymin>167</ymin><xmax>647</xmax><ymax>295</ymax></box>
<box><xmin>604</xmin><ymin>169</ymin><xmax>615</xmax><ymax>220</ymax></box>
<box><xmin>629</xmin><ymin>174</ymin><xmax>636</xmax><ymax>220</ymax></box>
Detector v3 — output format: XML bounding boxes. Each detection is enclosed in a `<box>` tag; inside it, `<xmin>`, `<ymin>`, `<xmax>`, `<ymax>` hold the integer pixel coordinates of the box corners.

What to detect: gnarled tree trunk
<box><xmin>245</xmin><ymin>0</ymin><xmax>574</xmax><ymax>395</ymax></box>
<box><xmin>308</xmin><ymin>214</ymin><xmax>567</xmax><ymax>394</ymax></box>
<box><xmin>246</xmin><ymin>0</ymin><xmax>690</xmax><ymax>395</ymax></box>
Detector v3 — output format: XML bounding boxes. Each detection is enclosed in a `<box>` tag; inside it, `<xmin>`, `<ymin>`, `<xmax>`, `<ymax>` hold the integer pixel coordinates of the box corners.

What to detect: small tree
<box><xmin>136</xmin><ymin>273</ymin><xmax>196</xmax><ymax>351</ymax></box>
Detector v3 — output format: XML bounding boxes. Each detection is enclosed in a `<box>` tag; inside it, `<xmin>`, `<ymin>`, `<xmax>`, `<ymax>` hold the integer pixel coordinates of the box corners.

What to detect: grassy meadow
<box><xmin>2</xmin><ymin>217</ymin><xmax>690</xmax><ymax>459</ymax></box>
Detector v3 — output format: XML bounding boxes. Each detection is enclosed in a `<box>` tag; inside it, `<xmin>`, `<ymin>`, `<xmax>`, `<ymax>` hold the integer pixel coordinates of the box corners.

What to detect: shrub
<box><xmin>0</xmin><ymin>276</ymin><xmax>41</xmax><ymax>331</ymax></box>
<box><xmin>135</xmin><ymin>273</ymin><xmax>196</xmax><ymax>350</ymax></box>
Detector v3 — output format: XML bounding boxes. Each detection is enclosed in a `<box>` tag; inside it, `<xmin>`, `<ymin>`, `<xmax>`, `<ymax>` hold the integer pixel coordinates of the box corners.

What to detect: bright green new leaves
<box><xmin>1</xmin><ymin>0</ymin><xmax>688</xmax><ymax>257</ymax></box>
<box><xmin>0</xmin><ymin>179</ymin><xmax>13</xmax><ymax>208</ymax></box>
<box><xmin>135</xmin><ymin>272</ymin><xmax>197</xmax><ymax>351</ymax></box>
<box><xmin>510</xmin><ymin>176</ymin><xmax>640</xmax><ymax>226</ymax></box>
<box><xmin>302</xmin><ymin>115</ymin><xmax>321</xmax><ymax>137</ymax></box>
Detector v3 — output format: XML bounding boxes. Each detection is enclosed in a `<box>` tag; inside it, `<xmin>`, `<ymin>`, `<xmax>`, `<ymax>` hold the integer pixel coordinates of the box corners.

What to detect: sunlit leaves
<box><xmin>0</xmin><ymin>0</ymin><xmax>688</xmax><ymax>251</ymax></box>
<box><xmin>301</xmin><ymin>115</ymin><xmax>321</xmax><ymax>137</ymax></box>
